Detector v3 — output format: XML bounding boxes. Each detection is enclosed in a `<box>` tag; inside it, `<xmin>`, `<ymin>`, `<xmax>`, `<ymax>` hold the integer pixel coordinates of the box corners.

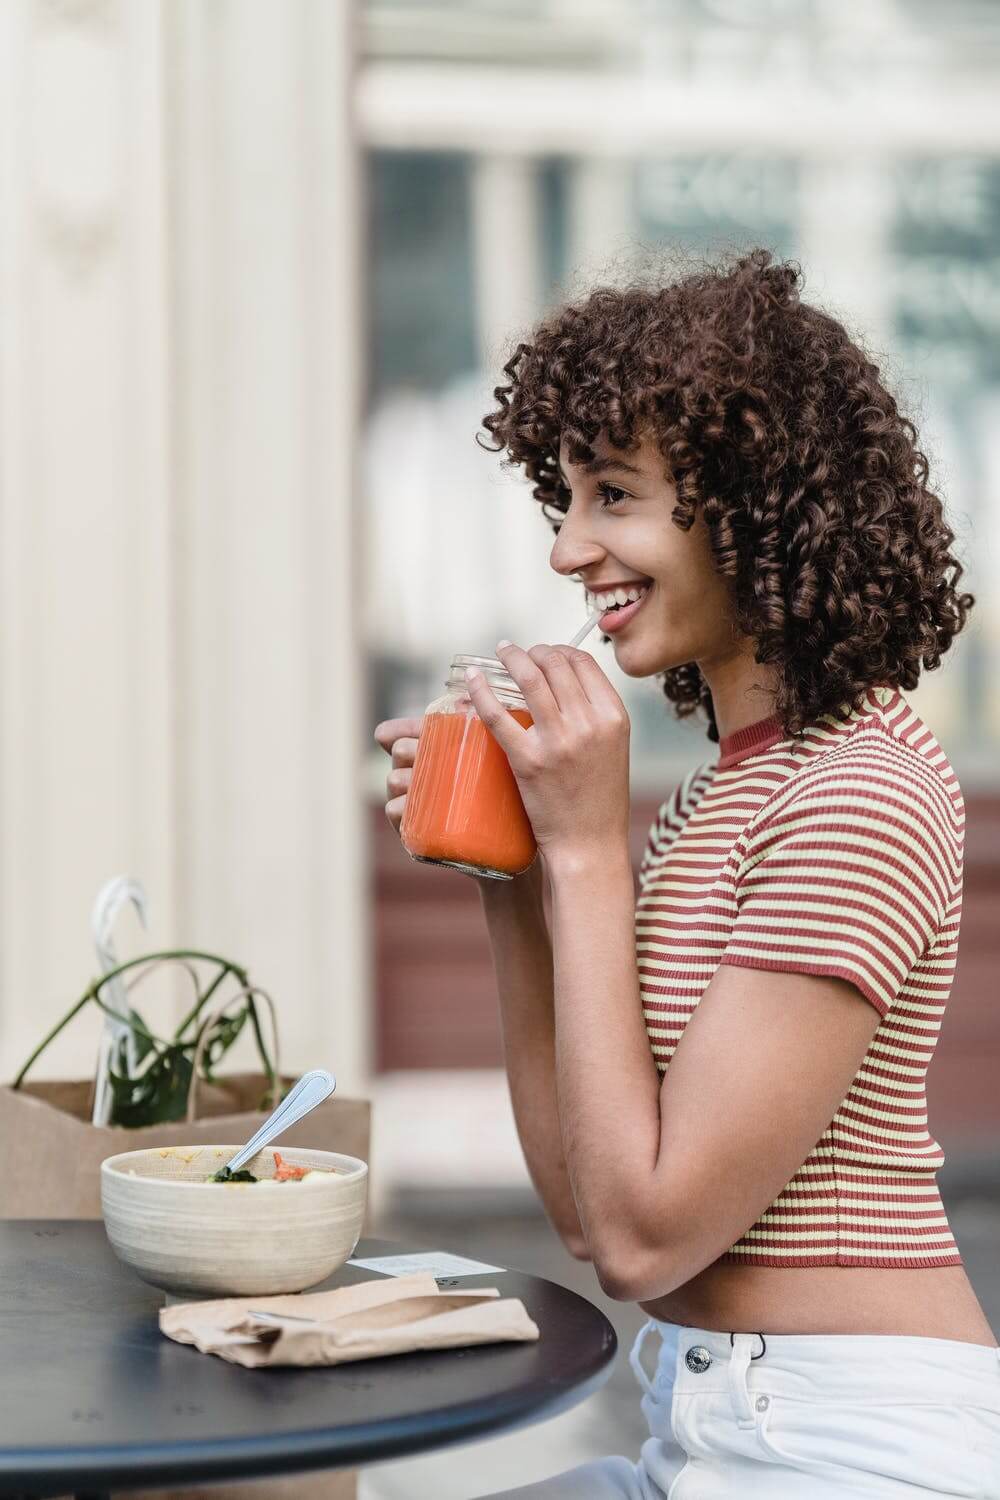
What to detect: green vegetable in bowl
<box><xmin>210</xmin><ymin>1166</ymin><xmax>259</xmax><ymax>1183</ymax></box>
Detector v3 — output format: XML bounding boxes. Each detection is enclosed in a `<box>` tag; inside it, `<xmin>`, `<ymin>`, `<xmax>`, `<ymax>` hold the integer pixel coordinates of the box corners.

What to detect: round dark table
<box><xmin>0</xmin><ymin>1220</ymin><xmax>616</xmax><ymax>1498</ymax></box>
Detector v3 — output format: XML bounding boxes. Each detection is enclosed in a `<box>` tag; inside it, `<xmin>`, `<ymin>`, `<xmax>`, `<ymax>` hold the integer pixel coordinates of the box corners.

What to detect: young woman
<box><xmin>375</xmin><ymin>249</ymin><xmax>1000</xmax><ymax>1496</ymax></box>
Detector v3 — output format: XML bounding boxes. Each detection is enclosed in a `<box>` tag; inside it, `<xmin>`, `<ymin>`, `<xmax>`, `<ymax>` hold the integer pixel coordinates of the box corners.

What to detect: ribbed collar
<box><xmin>716</xmin><ymin>710</ymin><xmax>786</xmax><ymax>769</ymax></box>
<box><xmin>714</xmin><ymin>685</ymin><xmax>901</xmax><ymax>770</ymax></box>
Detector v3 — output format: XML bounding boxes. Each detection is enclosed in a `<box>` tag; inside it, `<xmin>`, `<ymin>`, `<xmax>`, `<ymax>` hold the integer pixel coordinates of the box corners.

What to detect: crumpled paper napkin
<box><xmin>160</xmin><ymin>1271</ymin><xmax>540</xmax><ymax>1367</ymax></box>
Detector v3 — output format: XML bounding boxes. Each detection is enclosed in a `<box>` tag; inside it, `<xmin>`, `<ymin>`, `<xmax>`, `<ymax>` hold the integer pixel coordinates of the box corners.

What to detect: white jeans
<box><xmin>479</xmin><ymin>1318</ymin><xmax>1000</xmax><ymax>1498</ymax></box>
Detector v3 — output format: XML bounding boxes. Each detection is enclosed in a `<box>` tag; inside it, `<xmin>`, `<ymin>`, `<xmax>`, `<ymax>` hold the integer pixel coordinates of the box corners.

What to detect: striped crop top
<box><xmin>636</xmin><ymin>685</ymin><xmax>964</xmax><ymax>1268</ymax></box>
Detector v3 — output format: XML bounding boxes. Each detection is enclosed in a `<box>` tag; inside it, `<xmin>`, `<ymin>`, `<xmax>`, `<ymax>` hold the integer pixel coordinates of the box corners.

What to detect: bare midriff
<box><xmin>640</xmin><ymin>1261</ymin><xmax>998</xmax><ymax>1345</ymax></box>
<box><xmin>401</xmin><ymin>707</ymin><xmax>536</xmax><ymax>877</ymax></box>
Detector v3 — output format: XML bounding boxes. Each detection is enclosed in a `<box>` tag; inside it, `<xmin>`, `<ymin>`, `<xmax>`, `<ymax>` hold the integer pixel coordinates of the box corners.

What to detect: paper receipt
<box><xmin>347</xmin><ymin>1251</ymin><xmax>505</xmax><ymax>1279</ymax></box>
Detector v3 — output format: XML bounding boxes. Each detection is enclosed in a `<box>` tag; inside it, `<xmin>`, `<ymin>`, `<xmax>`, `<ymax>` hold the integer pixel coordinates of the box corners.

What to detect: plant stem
<box><xmin>175</xmin><ymin>960</ymin><xmax>247</xmax><ymax>1041</ymax></box>
<box><xmin>246</xmin><ymin>996</ymin><xmax>279</xmax><ymax>1100</ymax></box>
<box><xmin>12</xmin><ymin>990</ymin><xmax>97</xmax><ymax>1090</ymax></box>
<box><xmin>12</xmin><ymin>950</ymin><xmax>252</xmax><ymax>1089</ymax></box>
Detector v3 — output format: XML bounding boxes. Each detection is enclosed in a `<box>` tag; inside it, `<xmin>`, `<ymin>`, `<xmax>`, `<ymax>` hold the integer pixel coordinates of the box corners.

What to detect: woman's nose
<box><xmin>553</xmin><ymin>552</ymin><xmax>604</xmax><ymax>583</ymax></box>
<box><xmin>550</xmin><ymin>527</ymin><xmax>604</xmax><ymax>581</ymax></box>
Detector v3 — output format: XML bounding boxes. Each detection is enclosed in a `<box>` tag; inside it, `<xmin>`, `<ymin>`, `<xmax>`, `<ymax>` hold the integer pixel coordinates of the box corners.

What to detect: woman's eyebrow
<box><xmin>557</xmin><ymin>457</ymin><xmax>646</xmax><ymax>484</ymax></box>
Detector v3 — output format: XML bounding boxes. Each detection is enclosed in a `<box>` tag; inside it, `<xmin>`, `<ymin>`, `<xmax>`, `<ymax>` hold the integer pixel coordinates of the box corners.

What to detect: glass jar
<box><xmin>400</xmin><ymin>654</ymin><xmax>537</xmax><ymax>880</ymax></box>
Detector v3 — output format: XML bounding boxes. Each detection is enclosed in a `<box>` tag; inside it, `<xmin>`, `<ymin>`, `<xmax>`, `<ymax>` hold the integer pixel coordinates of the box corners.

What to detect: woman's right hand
<box><xmin>373</xmin><ymin>717</ymin><xmax>423</xmax><ymax>835</ymax></box>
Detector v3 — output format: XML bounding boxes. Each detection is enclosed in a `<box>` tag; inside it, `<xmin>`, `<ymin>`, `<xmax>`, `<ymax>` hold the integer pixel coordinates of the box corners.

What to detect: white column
<box><xmin>0</xmin><ymin>0</ymin><xmax>368</xmax><ymax>1095</ymax></box>
<box><xmin>565</xmin><ymin>155</ymin><xmax>635</xmax><ymax>290</ymax></box>
<box><xmin>470</xmin><ymin>154</ymin><xmax>542</xmax><ymax>369</ymax></box>
<box><xmin>0</xmin><ymin>0</ymin><xmax>174</xmax><ymax>1076</ymax></box>
<box><xmin>168</xmin><ymin>0</ymin><xmax>369</xmax><ymax>1093</ymax></box>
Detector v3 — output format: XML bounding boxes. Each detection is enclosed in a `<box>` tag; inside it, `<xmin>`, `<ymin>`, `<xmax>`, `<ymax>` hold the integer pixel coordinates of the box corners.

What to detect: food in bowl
<box><xmin>101</xmin><ymin>1144</ymin><xmax>368</xmax><ymax>1297</ymax></box>
<box><xmin>210</xmin><ymin>1149</ymin><xmax>335</xmax><ymax>1184</ymax></box>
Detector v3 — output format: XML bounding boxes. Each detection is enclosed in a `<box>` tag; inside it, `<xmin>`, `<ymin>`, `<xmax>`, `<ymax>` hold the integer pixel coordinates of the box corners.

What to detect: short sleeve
<box><xmin>718</xmin><ymin>753</ymin><xmax>961</xmax><ymax>1017</ymax></box>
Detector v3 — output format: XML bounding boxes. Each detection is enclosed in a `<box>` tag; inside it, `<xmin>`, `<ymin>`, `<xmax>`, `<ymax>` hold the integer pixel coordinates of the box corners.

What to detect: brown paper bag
<box><xmin>4</xmin><ymin>1075</ymin><xmax>370</xmax><ymax>1500</ymax></box>
<box><xmin>0</xmin><ymin>1073</ymin><xmax>370</xmax><ymax>1219</ymax></box>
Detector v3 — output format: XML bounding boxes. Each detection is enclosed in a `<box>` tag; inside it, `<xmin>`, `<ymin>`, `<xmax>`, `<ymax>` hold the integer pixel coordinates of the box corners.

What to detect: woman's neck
<box><xmin>701</xmin><ymin>653</ymin><xmax>781</xmax><ymax>744</ymax></box>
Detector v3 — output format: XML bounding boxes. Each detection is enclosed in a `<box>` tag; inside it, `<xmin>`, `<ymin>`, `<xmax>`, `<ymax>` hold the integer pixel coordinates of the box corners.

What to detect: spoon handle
<box><xmin>224</xmin><ymin>1068</ymin><xmax>337</xmax><ymax>1174</ymax></box>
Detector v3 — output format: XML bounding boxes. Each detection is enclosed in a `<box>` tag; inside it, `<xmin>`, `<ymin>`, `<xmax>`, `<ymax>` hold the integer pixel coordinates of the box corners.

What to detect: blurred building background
<box><xmin>1</xmin><ymin>2</ymin><xmax>999</xmax><ymax>1495</ymax></box>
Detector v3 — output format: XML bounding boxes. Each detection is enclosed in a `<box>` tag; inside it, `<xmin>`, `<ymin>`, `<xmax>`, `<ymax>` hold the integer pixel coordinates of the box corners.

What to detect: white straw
<box><xmin>567</xmin><ymin>608</ymin><xmax>604</xmax><ymax>649</ymax></box>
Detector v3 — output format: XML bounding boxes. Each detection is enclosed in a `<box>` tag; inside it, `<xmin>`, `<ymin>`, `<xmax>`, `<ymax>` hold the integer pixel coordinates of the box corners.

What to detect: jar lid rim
<box><xmin>446</xmin><ymin>654</ymin><xmax>526</xmax><ymax>706</ymax></box>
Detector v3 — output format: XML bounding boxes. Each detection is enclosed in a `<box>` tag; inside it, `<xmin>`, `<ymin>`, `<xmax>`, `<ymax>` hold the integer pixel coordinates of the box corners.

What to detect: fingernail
<box><xmin>496</xmin><ymin>639</ymin><xmax>512</xmax><ymax>650</ymax></box>
<box><xmin>466</xmin><ymin>665</ymin><xmax>481</xmax><ymax>680</ymax></box>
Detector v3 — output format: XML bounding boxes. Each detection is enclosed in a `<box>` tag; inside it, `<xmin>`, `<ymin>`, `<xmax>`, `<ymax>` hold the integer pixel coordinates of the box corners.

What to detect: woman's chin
<box><xmin>608</xmin><ymin>627</ymin><xmax>688</xmax><ymax>679</ymax></box>
<box><xmin>608</xmin><ymin>636</ymin><xmax>667</xmax><ymax>678</ymax></box>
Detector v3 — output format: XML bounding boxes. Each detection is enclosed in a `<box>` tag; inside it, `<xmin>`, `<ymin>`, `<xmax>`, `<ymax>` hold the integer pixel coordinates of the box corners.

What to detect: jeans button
<box><xmin>685</xmin><ymin>1345</ymin><xmax>712</xmax><ymax>1374</ymax></box>
<box><xmin>756</xmin><ymin>1395</ymin><xmax>770</xmax><ymax>1412</ymax></box>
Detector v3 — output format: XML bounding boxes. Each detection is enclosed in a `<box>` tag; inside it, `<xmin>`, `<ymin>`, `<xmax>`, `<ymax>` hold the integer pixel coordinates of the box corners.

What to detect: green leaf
<box><xmin>199</xmin><ymin>1005</ymin><xmax>249</xmax><ymax>1082</ymax></box>
<box><xmin>128</xmin><ymin>1007</ymin><xmax>154</xmax><ymax>1067</ymax></box>
<box><xmin>108</xmin><ymin>1047</ymin><xmax>193</xmax><ymax>1127</ymax></box>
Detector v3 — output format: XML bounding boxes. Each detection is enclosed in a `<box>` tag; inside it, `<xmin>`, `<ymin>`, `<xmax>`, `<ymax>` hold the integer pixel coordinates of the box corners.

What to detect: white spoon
<box><xmin>212</xmin><ymin>1068</ymin><xmax>337</xmax><ymax>1181</ymax></box>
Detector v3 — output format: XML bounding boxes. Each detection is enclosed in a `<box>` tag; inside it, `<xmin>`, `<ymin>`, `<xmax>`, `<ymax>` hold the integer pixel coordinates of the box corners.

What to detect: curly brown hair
<box><xmin>479</xmin><ymin>248</ymin><xmax>974</xmax><ymax>744</ymax></box>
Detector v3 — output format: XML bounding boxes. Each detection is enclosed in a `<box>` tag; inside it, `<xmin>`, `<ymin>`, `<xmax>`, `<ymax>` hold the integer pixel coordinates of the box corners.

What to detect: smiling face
<box><xmin>552</xmin><ymin>431</ymin><xmax>750</xmax><ymax>682</ymax></box>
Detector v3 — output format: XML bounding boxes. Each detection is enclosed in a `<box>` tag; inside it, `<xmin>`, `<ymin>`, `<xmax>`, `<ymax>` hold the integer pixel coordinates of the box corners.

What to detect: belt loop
<box><xmin>628</xmin><ymin>1318</ymin><xmax>658</xmax><ymax>1398</ymax></box>
<box><xmin>730</xmin><ymin>1330</ymin><xmax>766</xmax><ymax>1361</ymax></box>
<box><xmin>728</xmin><ymin>1333</ymin><xmax>759</xmax><ymax>1428</ymax></box>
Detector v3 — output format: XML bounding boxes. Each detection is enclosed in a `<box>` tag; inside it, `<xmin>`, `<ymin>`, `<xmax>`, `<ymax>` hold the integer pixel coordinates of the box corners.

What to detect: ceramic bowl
<box><xmin>101</xmin><ymin>1143</ymin><xmax>368</xmax><ymax>1297</ymax></box>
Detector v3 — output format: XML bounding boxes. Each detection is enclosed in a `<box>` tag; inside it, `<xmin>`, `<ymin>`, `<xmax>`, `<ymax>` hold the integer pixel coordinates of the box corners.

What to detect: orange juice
<box><xmin>400</xmin><ymin>656</ymin><xmax>536</xmax><ymax>879</ymax></box>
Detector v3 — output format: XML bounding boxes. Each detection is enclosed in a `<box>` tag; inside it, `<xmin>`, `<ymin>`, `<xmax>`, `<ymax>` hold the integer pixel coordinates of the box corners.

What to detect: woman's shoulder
<box><xmin>752</xmin><ymin>687</ymin><xmax>965</xmax><ymax>862</ymax></box>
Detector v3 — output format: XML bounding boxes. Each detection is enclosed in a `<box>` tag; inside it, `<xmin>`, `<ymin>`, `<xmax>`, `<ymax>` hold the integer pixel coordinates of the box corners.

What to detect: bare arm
<box><xmin>477</xmin><ymin>860</ymin><xmax>589</xmax><ymax>1258</ymax></box>
<box><xmin>545</xmin><ymin>845</ymin><xmax>880</xmax><ymax>1301</ymax></box>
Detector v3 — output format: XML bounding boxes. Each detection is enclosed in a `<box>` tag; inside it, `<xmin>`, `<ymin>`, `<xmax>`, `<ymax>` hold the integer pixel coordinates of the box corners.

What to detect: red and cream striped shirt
<box><xmin>636</xmin><ymin>684</ymin><xmax>963</xmax><ymax>1268</ymax></box>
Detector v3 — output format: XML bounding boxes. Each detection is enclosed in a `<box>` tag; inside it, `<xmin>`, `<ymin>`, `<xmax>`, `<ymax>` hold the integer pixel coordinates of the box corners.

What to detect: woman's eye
<box><xmin>598</xmin><ymin>483</ymin><xmax>628</xmax><ymax>509</ymax></box>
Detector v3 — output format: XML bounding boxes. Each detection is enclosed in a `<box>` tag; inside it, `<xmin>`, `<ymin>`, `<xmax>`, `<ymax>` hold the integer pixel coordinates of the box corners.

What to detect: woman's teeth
<box><xmin>586</xmin><ymin>583</ymin><xmax>650</xmax><ymax>614</ymax></box>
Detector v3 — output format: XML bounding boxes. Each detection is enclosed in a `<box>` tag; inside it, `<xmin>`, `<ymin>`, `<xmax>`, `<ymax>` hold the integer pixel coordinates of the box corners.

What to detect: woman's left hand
<box><xmin>464</xmin><ymin>641</ymin><xmax>632</xmax><ymax>865</ymax></box>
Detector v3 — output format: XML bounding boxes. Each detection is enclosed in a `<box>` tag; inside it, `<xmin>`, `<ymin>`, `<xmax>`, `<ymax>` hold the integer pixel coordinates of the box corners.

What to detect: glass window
<box><xmin>368</xmin><ymin>151</ymin><xmax>478</xmax><ymax>402</ymax></box>
<box><xmin>635</xmin><ymin>156</ymin><xmax>799</xmax><ymax>261</ymax></box>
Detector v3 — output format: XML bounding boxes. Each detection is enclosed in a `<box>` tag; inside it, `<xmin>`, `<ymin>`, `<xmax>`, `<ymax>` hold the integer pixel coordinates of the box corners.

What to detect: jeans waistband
<box><xmin>634</xmin><ymin>1318</ymin><xmax>1000</xmax><ymax>1411</ymax></box>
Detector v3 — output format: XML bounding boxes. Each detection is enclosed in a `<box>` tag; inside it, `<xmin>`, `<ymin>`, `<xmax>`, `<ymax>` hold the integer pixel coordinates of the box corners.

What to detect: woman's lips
<box><xmin>600</xmin><ymin>586</ymin><xmax>651</xmax><ymax>634</ymax></box>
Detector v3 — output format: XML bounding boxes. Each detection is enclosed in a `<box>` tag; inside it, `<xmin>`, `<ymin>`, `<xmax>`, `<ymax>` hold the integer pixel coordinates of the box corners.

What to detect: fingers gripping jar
<box><xmin>400</xmin><ymin>654</ymin><xmax>537</xmax><ymax>880</ymax></box>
